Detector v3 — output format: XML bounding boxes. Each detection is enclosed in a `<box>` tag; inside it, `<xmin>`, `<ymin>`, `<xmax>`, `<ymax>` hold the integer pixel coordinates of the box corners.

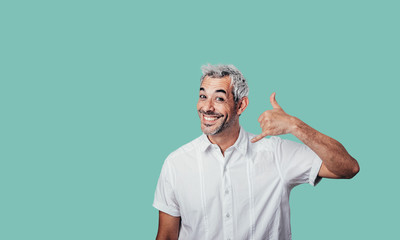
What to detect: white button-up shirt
<box><xmin>153</xmin><ymin>127</ymin><xmax>322</xmax><ymax>240</ymax></box>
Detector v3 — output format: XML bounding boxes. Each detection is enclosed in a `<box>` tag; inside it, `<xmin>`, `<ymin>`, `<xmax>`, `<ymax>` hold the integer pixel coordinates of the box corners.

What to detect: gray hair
<box><xmin>200</xmin><ymin>64</ymin><xmax>249</xmax><ymax>103</ymax></box>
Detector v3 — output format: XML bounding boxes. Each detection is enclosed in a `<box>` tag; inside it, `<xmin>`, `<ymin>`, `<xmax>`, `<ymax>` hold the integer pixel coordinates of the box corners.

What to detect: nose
<box><xmin>203</xmin><ymin>98</ymin><xmax>215</xmax><ymax>112</ymax></box>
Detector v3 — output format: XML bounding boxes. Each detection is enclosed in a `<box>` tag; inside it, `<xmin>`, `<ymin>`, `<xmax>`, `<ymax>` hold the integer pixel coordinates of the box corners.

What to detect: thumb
<box><xmin>270</xmin><ymin>92</ymin><xmax>282</xmax><ymax>109</ymax></box>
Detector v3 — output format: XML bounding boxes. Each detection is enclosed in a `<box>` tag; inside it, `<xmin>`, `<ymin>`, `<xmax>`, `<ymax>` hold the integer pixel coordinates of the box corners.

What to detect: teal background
<box><xmin>1</xmin><ymin>0</ymin><xmax>399</xmax><ymax>239</ymax></box>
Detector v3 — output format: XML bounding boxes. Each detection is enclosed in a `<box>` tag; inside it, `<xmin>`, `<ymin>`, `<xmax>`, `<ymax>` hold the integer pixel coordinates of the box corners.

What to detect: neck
<box><xmin>207</xmin><ymin>124</ymin><xmax>240</xmax><ymax>156</ymax></box>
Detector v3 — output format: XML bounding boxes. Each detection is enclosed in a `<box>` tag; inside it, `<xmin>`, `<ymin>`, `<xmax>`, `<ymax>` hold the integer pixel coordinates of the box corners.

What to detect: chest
<box><xmin>174</xmin><ymin>149</ymin><xmax>283</xmax><ymax>219</ymax></box>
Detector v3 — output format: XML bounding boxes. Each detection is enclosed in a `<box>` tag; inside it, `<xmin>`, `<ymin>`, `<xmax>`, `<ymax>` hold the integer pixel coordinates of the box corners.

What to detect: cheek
<box><xmin>197</xmin><ymin>102</ymin><xmax>207</xmax><ymax>112</ymax></box>
<box><xmin>220</xmin><ymin>106</ymin><xmax>231</xmax><ymax>115</ymax></box>
<box><xmin>226</xmin><ymin>106</ymin><xmax>237</xmax><ymax>117</ymax></box>
<box><xmin>196</xmin><ymin>101</ymin><xmax>202</xmax><ymax>110</ymax></box>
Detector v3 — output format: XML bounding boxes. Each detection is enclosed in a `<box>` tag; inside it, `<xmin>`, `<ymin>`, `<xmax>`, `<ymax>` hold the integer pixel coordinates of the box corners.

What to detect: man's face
<box><xmin>197</xmin><ymin>76</ymin><xmax>238</xmax><ymax>135</ymax></box>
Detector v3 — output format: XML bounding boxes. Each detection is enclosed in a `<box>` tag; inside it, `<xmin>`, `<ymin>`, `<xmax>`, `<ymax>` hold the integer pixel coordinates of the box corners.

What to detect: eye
<box><xmin>216</xmin><ymin>97</ymin><xmax>225</xmax><ymax>102</ymax></box>
<box><xmin>199</xmin><ymin>95</ymin><xmax>206</xmax><ymax>99</ymax></box>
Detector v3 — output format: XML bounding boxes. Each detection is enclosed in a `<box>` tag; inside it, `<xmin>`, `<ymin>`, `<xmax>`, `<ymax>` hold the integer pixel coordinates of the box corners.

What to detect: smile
<box><xmin>203</xmin><ymin>114</ymin><xmax>222</xmax><ymax>122</ymax></box>
<box><xmin>204</xmin><ymin>116</ymin><xmax>219</xmax><ymax>121</ymax></box>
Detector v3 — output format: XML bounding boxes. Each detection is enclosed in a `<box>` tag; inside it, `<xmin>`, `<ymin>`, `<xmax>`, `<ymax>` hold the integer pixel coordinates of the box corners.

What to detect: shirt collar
<box><xmin>199</xmin><ymin>126</ymin><xmax>248</xmax><ymax>155</ymax></box>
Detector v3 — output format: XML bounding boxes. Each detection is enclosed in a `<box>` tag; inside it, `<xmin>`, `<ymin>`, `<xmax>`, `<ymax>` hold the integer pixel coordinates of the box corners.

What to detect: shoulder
<box><xmin>165</xmin><ymin>135</ymin><xmax>203</xmax><ymax>165</ymax></box>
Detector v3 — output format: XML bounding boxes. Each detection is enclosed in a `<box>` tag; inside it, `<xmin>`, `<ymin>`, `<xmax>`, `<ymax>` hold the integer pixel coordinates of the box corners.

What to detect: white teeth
<box><xmin>205</xmin><ymin>116</ymin><xmax>218</xmax><ymax>121</ymax></box>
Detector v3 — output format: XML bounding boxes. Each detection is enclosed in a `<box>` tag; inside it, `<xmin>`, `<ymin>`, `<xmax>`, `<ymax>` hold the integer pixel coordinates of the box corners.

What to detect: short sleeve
<box><xmin>273</xmin><ymin>137</ymin><xmax>323</xmax><ymax>188</ymax></box>
<box><xmin>153</xmin><ymin>159</ymin><xmax>181</xmax><ymax>217</ymax></box>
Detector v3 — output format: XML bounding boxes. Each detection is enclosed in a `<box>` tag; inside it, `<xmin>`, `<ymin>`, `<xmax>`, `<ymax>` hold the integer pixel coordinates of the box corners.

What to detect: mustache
<box><xmin>198</xmin><ymin>110</ymin><xmax>223</xmax><ymax>117</ymax></box>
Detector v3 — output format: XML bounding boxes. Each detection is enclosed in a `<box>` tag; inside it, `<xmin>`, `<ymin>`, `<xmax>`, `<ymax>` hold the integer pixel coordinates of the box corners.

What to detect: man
<box><xmin>153</xmin><ymin>64</ymin><xmax>359</xmax><ymax>240</ymax></box>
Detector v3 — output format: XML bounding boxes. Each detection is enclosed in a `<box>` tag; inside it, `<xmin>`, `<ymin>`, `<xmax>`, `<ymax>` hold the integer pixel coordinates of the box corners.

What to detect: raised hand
<box><xmin>251</xmin><ymin>93</ymin><xmax>359</xmax><ymax>178</ymax></box>
<box><xmin>251</xmin><ymin>92</ymin><xmax>296</xmax><ymax>143</ymax></box>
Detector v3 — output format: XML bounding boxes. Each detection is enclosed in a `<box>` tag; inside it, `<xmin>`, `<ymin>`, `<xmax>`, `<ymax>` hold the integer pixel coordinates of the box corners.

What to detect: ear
<box><xmin>236</xmin><ymin>96</ymin><xmax>249</xmax><ymax>116</ymax></box>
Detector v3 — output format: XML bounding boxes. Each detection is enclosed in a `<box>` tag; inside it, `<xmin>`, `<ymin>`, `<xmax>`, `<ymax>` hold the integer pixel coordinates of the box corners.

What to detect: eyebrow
<box><xmin>199</xmin><ymin>88</ymin><xmax>227</xmax><ymax>95</ymax></box>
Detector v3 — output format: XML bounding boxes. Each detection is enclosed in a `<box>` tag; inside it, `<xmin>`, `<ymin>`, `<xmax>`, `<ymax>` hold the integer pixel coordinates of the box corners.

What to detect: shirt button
<box><xmin>225</xmin><ymin>189</ymin><xmax>229</xmax><ymax>194</ymax></box>
<box><xmin>226</xmin><ymin>213</ymin><xmax>230</xmax><ymax>218</ymax></box>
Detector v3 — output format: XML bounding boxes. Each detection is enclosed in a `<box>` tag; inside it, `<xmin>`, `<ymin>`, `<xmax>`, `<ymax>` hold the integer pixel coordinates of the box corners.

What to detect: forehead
<box><xmin>200</xmin><ymin>76</ymin><xmax>232</xmax><ymax>92</ymax></box>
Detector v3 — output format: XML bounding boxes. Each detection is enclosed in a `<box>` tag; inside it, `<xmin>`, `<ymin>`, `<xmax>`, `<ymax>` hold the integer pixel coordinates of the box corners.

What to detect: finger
<box><xmin>251</xmin><ymin>131</ymin><xmax>269</xmax><ymax>143</ymax></box>
<box><xmin>270</xmin><ymin>92</ymin><xmax>282</xmax><ymax>109</ymax></box>
<box><xmin>257</xmin><ymin>113</ymin><xmax>264</xmax><ymax>123</ymax></box>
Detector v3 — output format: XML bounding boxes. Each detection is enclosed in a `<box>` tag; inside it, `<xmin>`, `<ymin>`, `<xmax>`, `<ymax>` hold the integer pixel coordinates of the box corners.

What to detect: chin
<box><xmin>201</xmin><ymin>124</ymin><xmax>223</xmax><ymax>135</ymax></box>
<box><xmin>201</xmin><ymin>128</ymin><xmax>215</xmax><ymax>135</ymax></box>
<box><xmin>201</xmin><ymin>126</ymin><xmax>215</xmax><ymax>135</ymax></box>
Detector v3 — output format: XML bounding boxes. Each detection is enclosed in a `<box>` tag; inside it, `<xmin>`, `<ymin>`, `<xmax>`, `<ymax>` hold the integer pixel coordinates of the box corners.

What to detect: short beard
<box><xmin>203</xmin><ymin>114</ymin><xmax>237</xmax><ymax>136</ymax></box>
<box><xmin>199</xmin><ymin>101</ymin><xmax>238</xmax><ymax>135</ymax></box>
<box><xmin>203</xmin><ymin>116</ymin><xmax>227</xmax><ymax>135</ymax></box>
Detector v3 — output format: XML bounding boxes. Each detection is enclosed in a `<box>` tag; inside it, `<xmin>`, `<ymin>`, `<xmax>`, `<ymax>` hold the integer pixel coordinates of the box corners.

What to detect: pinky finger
<box><xmin>251</xmin><ymin>132</ymin><xmax>268</xmax><ymax>143</ymax></box>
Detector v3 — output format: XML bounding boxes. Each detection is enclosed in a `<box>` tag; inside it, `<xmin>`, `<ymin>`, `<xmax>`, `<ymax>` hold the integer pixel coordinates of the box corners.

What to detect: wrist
<box><xmin>289</xmin><ymin>116</ymin><xmax>303</xmax><ymax>136</ymax></box>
